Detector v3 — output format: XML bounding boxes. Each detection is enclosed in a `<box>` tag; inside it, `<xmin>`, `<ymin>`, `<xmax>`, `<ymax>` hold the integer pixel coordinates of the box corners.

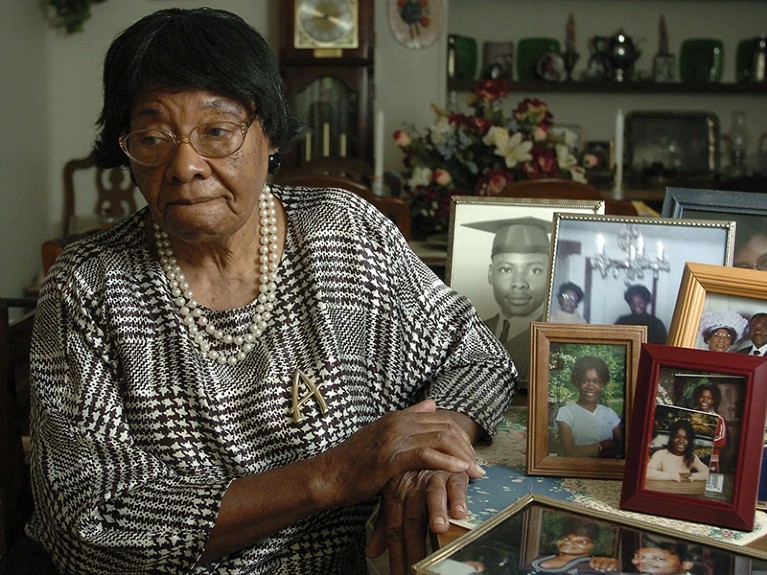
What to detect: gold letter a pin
<box><xmin>290</xmin><ymin>368</ymin><xmax>328</xmax><ymax>423</ymax></box>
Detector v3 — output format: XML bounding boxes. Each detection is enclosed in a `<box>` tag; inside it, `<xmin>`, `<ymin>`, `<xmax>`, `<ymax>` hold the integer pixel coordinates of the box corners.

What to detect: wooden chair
<box><xmin>0</xmin><ymin>298</ymin><xmax>36</xmax><ymax>555</ymax></box>
<box><xmin>274</xmin><ymin>173</ymin><xmax>412</xmax><ymax>240</ymax></box>
<box><xmin>499</xmin><ymin>178</ymin><xmax>638</xmax><ymax>215</ymax></box>
<box><xmin>277</xmin><ymin>156</ymin><xmax>374</xmax><ymax>186</ymax></box>
<box><xmin>41</xmin><ymin>228</ymin><xmax>102</xmax><ymax>277</ymax></box>
<box><xmin>63</xmin><ymin>152</ymin><xmax>139</xmax><ymax>236</ymax></box>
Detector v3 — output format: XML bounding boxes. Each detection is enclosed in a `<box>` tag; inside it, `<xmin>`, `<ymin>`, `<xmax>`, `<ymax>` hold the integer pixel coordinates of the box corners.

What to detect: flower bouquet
<box><xmin>394</xmin><ymin>79</ymin><xmax>587</xmax><ymax>236</ymax></box>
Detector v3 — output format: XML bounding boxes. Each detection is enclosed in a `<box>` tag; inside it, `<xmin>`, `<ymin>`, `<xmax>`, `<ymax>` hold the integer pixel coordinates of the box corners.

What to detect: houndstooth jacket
<box><xmin>27</xmin><ymin>185</ymin><xmax>517</xmax><ymax>574</ymax></box>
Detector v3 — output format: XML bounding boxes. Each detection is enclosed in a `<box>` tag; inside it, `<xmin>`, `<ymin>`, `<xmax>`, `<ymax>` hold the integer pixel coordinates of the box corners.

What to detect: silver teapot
<box><xmin>606</xmin><ymin>30</ymin><xmax>641</xmax><ymax>82</ymax></box>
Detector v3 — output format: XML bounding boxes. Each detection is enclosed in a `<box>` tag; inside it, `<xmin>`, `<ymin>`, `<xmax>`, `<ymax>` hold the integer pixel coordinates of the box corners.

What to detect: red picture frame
<box><xmin>620</xmin><ymin>343</ymin><xmax>767</xmax><ymax>531</ymax></box>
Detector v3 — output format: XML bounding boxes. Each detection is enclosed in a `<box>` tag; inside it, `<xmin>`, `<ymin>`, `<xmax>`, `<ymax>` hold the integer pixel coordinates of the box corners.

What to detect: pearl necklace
<box><xmin>153</xmin><ymin>185</ymin><xmax>279</xmax><ymax>365</ymax></box>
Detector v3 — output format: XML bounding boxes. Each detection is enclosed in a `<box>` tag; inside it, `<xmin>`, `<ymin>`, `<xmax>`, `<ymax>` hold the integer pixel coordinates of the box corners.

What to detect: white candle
<box><xmin>322</xmin><ymin>122</ymin><xmax>330</xmax><ymax>157</ymax></box>
<box><xmin>305</xmin><ymin>132</ymin><xmax>312</xmax><ymax>162</ymax></box>
<box><xmin>657</xmin><ymin>240</ymin><xmax>664</xmax><ymax>260</ymax></box>
<box><xmin>374</xmin><ymin>108</ymin><xmax>385</xmax><ymax>180</ymax></box>
<box><xmin>339</xmin><ymin>133</ymin><xmax>347</xmax><ymax>157</ymax></box>
<box><xmin>596</xmin><ymin>234</ymin><xmax>605</xmax><ymax>255</ymax></box>
<box><xmin>613</xmin><ymin>108</ymin><xmax>624</xmax><ymax>194</ymax></box>
<box><xmin>637</xmin><ymin>234</ymin><xmax>644</xmax><ymax>256</ymax></box>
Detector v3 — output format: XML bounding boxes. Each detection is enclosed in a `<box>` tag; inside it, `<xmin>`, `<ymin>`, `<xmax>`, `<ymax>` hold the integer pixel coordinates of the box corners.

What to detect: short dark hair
<box><xmin>93</xmin><ymin>8</ymin><xmax>303</xmax><ymax>168</ymax></box>
<box><xmin>557</xmin><ymin>281</ymin><xmax>584</xmax><ymax>303</ymax></box>
<box><xmin>665</xmin><ymin>419</ymin><xmax>696</xmax><ymax>467</ymax></box>
<box><xmin>691</xmin><ymin>384</ymin><xmax>721</xmax><ymax>410</ymax></box>
<box><xmin>750</xmin><ymin>312</ymin><xmax>767</xmax><ymax>327</ymax></box>
<box><xmin>568</xmin><ymin>522</ymin><xmax>599</xmax><ymax>542</ymax></box>
<box><xmin>624</xmin><ymin>284</ymin><xmax>652</xmax><ymax>304</ymax></box>
<box><xmin>570</xmin><ymin>355</ymin><xmax>610</xmax><ymax>386</ymax></box>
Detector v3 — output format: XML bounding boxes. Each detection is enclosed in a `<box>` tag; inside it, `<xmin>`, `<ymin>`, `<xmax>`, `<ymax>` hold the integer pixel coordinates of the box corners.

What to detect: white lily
<box><xmin>483</xmin><ymin>127</ymin><xmax>533</xmax><ymax>168</ymax></box>
<box><xmin>408</xmin><ymin>166</ymin><xmax>433</xmax><ymax>187</ymax></box>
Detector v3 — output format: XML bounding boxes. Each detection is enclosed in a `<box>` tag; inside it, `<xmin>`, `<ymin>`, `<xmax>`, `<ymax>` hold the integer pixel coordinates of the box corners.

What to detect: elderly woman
<box><xmin>20</xmin><ymin>8</ymin><xmax>515</xmax><ymax>575</ymax></box>
<box><xmin>698</xmin><ymin>310</ymin><xmax>749</xmax><ymax>352</ymax></box>
<box><xmin>549</xmin><ymin>281</ymin><xmax>587</xmax><ymax>324</ymax></box>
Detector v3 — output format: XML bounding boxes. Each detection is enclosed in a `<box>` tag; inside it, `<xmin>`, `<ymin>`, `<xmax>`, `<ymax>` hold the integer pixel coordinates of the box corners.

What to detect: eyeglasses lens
<box><xmin>120</xmin><ymin>121</ymin><xmax>250</xmax><ymax>166</ymax></box>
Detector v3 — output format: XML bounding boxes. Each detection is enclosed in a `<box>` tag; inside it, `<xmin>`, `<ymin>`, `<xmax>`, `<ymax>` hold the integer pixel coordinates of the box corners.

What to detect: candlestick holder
<box><xmin>371</xmin><ymin>177</ymin><xmax>387</xmax><ymax>197</ymax></box>
<box><xmin>563</xmin><ymin>50</ymin><xmax>579</xmax><ymax>81</ymax></box>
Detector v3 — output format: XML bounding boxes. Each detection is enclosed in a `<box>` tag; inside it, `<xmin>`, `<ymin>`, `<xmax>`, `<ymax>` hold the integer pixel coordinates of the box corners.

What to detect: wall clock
<box><xmin>281</xmin><ymin>0</ymin><xmax>372</xmax><ymax>63</ymax></box>
<box><xmin>279</xmin><ymin>0</ymin><xmax>375</xmax><ymax>166</ymax></box>
<box><xmin>295</xmin><ymin>0</ymin><xmax>359</xmax><ymax>50</ymax></box>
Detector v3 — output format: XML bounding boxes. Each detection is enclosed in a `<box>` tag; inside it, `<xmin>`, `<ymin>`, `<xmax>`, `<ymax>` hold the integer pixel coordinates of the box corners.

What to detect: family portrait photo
<box><xmin>547</xmin><ymin>215</ymin><xmax>735</xmax><ymax>345</ymax></box>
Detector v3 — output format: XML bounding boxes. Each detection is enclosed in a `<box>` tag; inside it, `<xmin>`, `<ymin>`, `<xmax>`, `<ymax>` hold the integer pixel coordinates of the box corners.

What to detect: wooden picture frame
<box><xmin>413</xmin><ymin>493</ymin><xmax>767</xmax><ymax>575</ymax></box>
<box><xmin>620</xmin><ymin>343</ymin><xmax>767</xmax><ymax>531</ymax></box>
<box><xmin>546</xmin><ymin>213</ymin><xmax>735</xmax><ymax>345</ymax></box>
<box><xmin>527</xmin><ymin>323</ymin><xmax>645</xmax><ymax>479</ymax></box>
<box><xmin>668</xmin><ymin>262</ymin><xmax>767</xmax><ymax>349</ymax></box>
<box><xmin>445</xmin><ymin>196</ymin><xmax>604</xmax><ymax>385</ymax></box>
<box><xmin>667</xmin><ymin>261</ymin><xmax>767</xmax><ymax>509</ymax></box>
<box><xmin>662</xmin><ymin>186</ymin><xmax>767</xmax><ymax>271</ymax></box>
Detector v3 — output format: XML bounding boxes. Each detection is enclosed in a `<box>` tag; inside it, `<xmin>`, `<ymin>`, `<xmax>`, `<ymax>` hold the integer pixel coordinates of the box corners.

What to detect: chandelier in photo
<box><xmin>592</xmin><ymin>223</ymin><xmax>670</xmax><ymax>280</ymax></box>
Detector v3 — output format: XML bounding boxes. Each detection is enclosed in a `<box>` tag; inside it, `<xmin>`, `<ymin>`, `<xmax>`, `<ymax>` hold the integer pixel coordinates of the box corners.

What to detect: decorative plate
<box><xmin>516</xmin><ymin>37</ymin><xmax>561</xmax><ymax>81</ymax></box>
<box><xmin>679</xmin><ymin>38</ymin><xmax>724</xmax><ymax>82</ymax></box>
<box><xmin>388</xmin><ymin>0</ymin><xmax>445</xmax><ymax>50</ymax></box>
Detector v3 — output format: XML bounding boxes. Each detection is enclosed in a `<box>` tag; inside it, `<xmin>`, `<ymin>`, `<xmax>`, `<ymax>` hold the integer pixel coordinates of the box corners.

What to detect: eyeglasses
<box><xmin>119</xmin><ymin>116</ymin><xmax>256</xmax><ymax>166</ymax></box>
<box><xmin>708</xmin><ymin>332</ymin><xmax>733</xmax><ymax>341</ymax></box>
<box><xmin>559</xmin><ymin>294</ymin><xmax>579</xmax><ymax>302</ymax></box>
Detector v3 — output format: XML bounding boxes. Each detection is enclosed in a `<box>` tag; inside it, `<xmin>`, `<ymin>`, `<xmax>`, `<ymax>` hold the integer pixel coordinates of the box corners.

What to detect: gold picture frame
<box><xmin>412</xmin><ymin>493</ymin><xmax>767</xmax><ymax>574</ymax></box>
<box><xmin>527</xmin><ymin>322</ymin><xmax>646</xmax><ymax>479</ymax></box>
<box><xmin>668</xmin><ymin>262</ymin><xmax>767</xmax><ymax>349</ymax></box>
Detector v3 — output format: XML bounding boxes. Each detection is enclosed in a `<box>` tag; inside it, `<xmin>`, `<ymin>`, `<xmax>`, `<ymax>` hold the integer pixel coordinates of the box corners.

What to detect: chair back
<box><xmin>277</xmin><ymin>156</ymin><xmax>374</xmax><ymax>186</ymax></box>
<box><xmin>499</xmin><ymin>178</ymin><xmax>637</xmax><ymax>215</ymax></box>
<box><xmin>63</xmin><ymin>152</ymin><xmax>139</xmax><ymax>236</ymax></box>
<box><xmin>275</xmin><ymin>174</ymin><xmax>412</xmax><ymax>240</ymax></box>
<box><xmin>0</xmin><ymin>298</ymin><xmax>35</xmax><ymax>555</ymax></box>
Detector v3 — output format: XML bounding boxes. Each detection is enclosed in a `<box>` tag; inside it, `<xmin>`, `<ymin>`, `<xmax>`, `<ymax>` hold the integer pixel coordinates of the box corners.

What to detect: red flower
<box><xmin>477</xmin><ymin>168</ymin><xmax>513</xmax><ymax>195</ymax></box>
<box><xmin>472</xmin><ymin>79</ymin><xmax>509</xmax><ymax>103</ymax></box>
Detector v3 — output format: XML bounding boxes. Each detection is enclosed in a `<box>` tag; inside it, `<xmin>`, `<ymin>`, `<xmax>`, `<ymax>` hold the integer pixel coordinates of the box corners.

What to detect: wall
<box><xmin>0</xmin><ymin>3</ymin><xmax>49</xmax><ymax>300</ymax></box>
<box><xmin>1</xmin><ymin>0</ymin><xmax>765</xmax><ymax>299</ymax></box>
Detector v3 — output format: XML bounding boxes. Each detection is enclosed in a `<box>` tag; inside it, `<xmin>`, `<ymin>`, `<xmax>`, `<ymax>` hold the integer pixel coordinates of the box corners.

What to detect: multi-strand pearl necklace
<box><xmin>153</xmin><ymin>185</ymin><xmax>279</xmax><ymax>365</ymax></box>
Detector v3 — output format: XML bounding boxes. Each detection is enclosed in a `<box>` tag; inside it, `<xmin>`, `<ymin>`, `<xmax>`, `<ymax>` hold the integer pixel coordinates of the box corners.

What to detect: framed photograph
<box><xmin>666</xmin><ymin>261</ymin><xmax>767</xmax><ymax>509</ymax></box>
<box><xmin>446</xmin><ymin>196</ymin><xmax>605</xmax><ymax>385</ymax></box>
<box><xmin>527</xmin><ymin>322</ymin><xmax>646</xmax><ymax>479</ymax></box>
<box><xmin>662</xmin><ymin>186</ymin><xmax>767</xmax><ymax>270</ymax></box>
<box><xmin>620</xmin><ymin>343</ymin><xmax>767</xmax><ymax>531</ymax></box>
<box><xmin>546</xmin><ymin>214</ymin><xmax>735</xmax><ymax>345</ymax></box>
<box><xmin>413</xmin><ymin>494</ymin><xmax>767</xmax><ymax>574</ymax></box>
<box><xmin>481</xmin><ymin>41</ymin><xmax>514</xmax><ymax>79</ymax></box>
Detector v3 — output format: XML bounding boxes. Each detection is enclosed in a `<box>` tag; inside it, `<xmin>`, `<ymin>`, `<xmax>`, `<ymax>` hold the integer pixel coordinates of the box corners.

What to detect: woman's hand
<box><xmin>365</xmin><ymin>469</ymin><xmax>472</xmax><ymax>575</ymax></box>
<box><xmin>314</xmin><ymin>400</ymin><xmax>484</xmax><ymax>510</ymax></box>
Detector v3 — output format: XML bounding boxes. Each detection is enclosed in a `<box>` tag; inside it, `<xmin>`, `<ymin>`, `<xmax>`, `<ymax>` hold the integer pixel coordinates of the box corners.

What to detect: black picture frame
<box><xmin>661</xmin><ymin>186</ymin><xmax>767</xmax><ymax>270</ymax></box>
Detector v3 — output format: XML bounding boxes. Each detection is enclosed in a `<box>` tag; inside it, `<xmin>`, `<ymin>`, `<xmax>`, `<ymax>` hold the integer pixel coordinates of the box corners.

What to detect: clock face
<box><xmin>295</xmin><ymin>0</ymin><xmax>359</xmax><ymax>49</ymax></box>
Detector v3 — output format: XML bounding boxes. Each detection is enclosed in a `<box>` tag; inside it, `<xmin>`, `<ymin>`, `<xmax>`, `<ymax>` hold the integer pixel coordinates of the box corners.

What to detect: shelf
<box><xmin>447</xmin><ymin>78</ymin><xmax>767</xmax><ymax>95</ymax></box>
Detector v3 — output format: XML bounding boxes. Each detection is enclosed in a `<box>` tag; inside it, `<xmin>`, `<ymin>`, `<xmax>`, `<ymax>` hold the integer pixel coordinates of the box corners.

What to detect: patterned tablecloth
<box><xmin>457</xmin><ymin>406</ymin><xmax>767</xmax><ymax>547</ymax></box>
